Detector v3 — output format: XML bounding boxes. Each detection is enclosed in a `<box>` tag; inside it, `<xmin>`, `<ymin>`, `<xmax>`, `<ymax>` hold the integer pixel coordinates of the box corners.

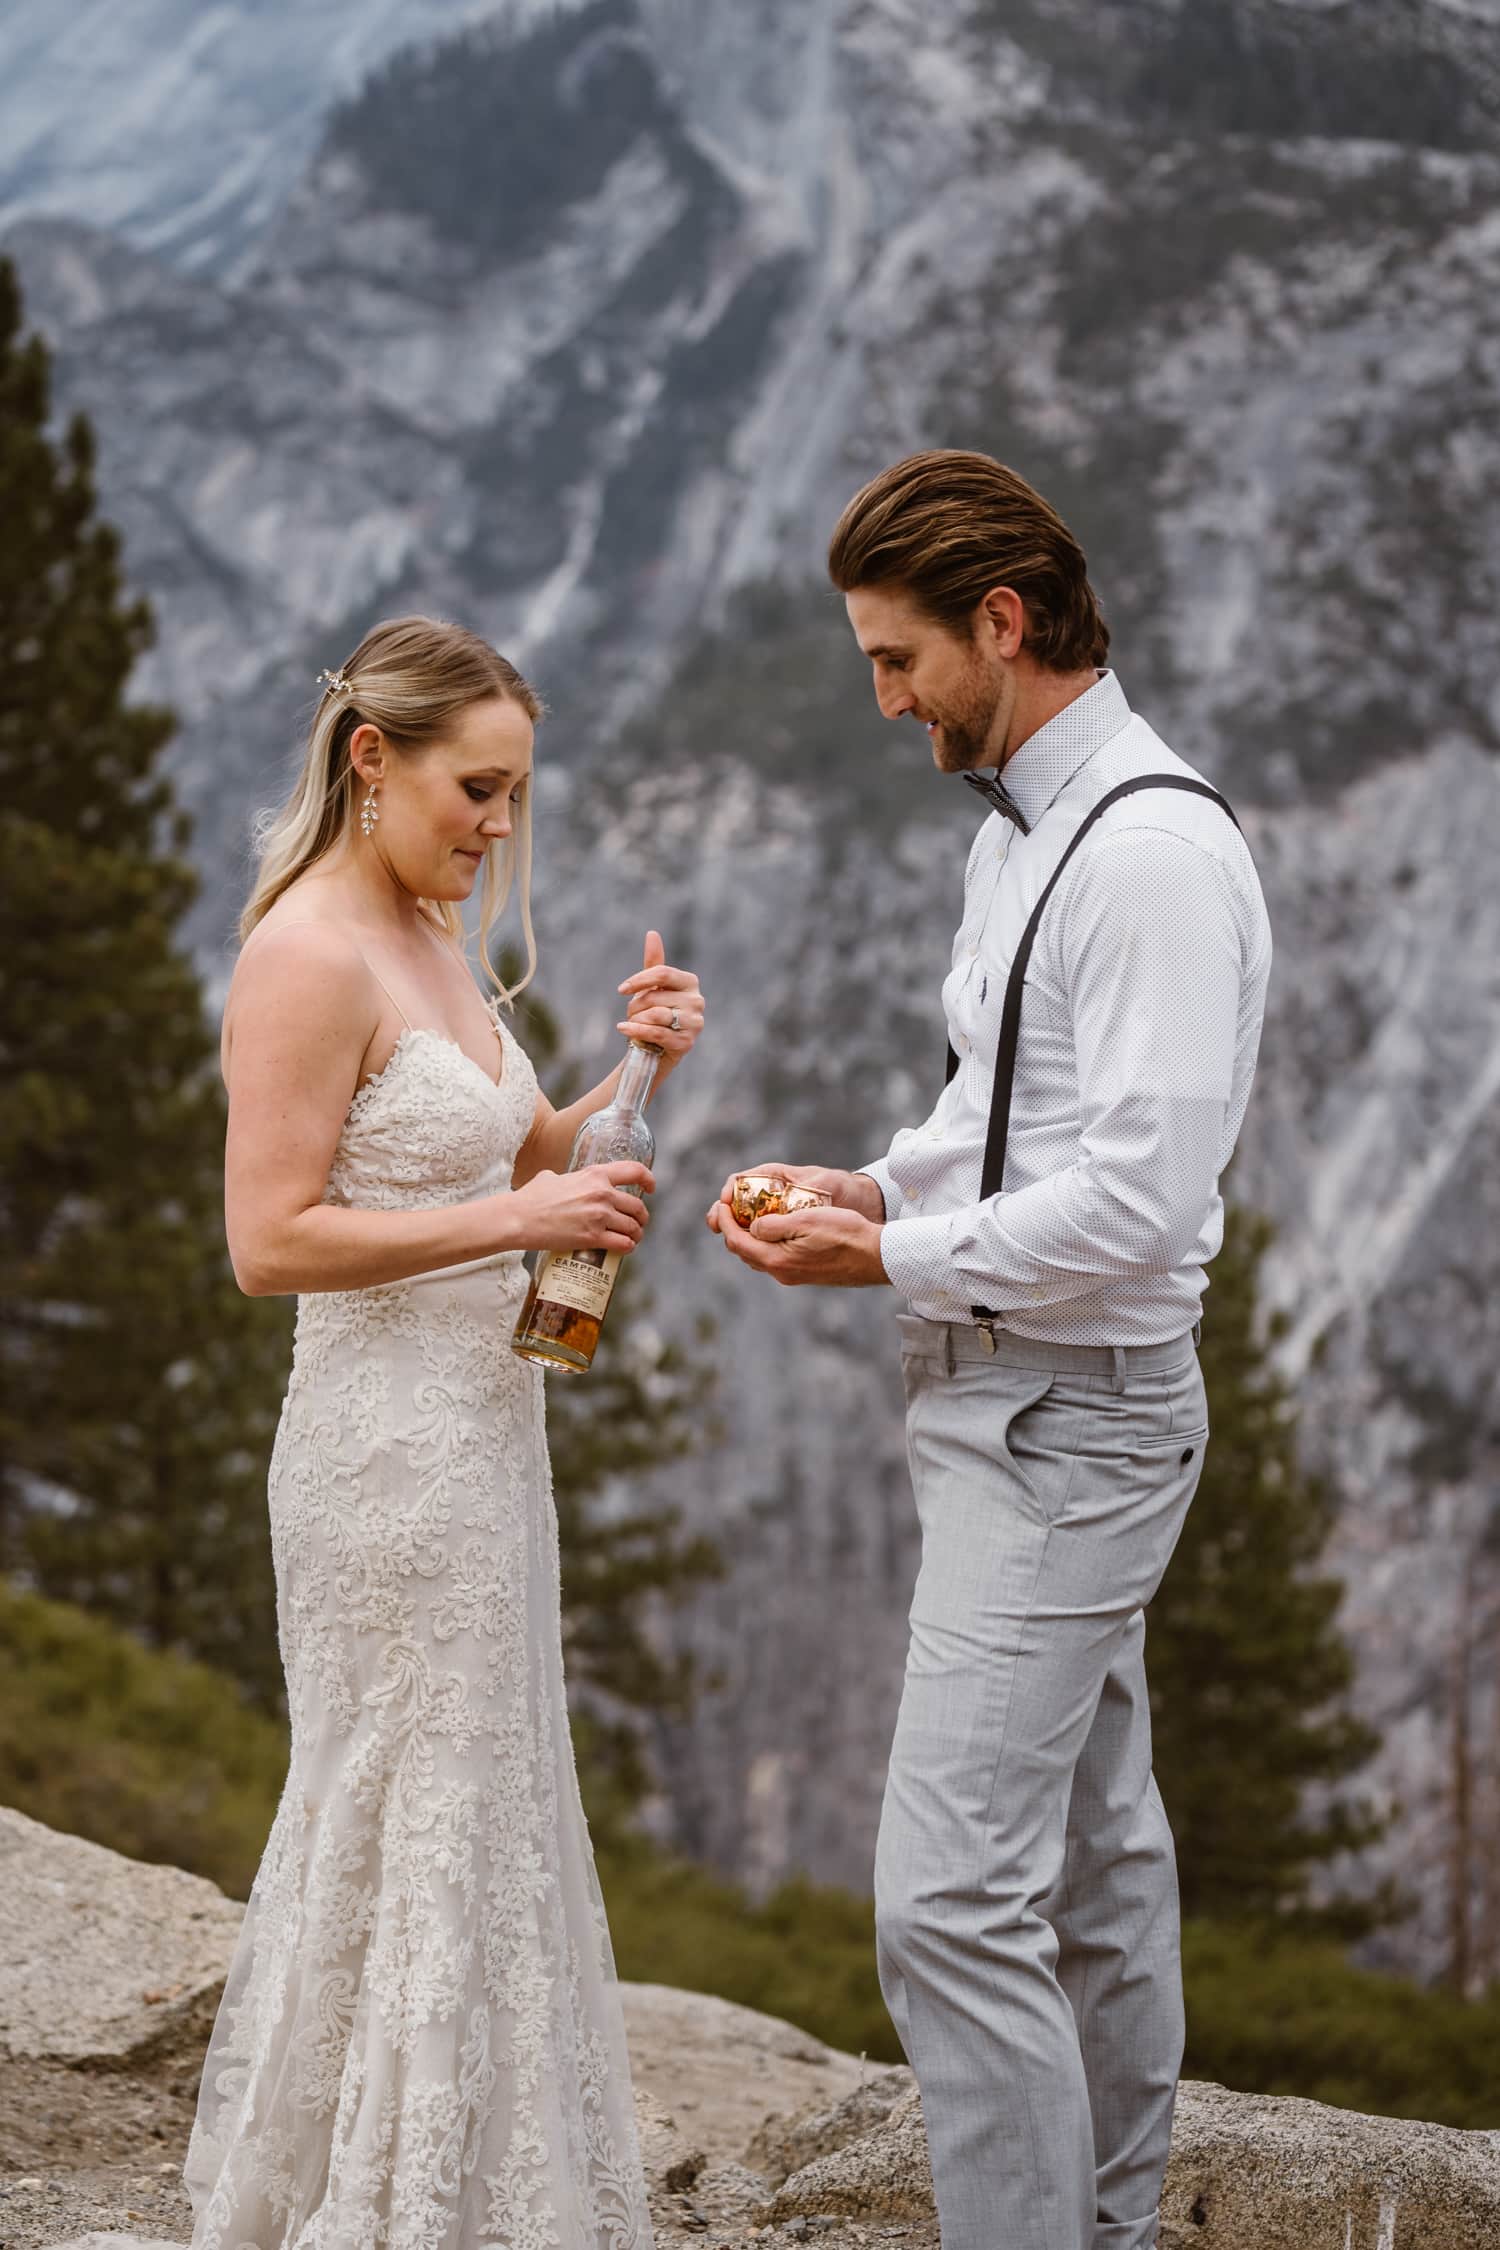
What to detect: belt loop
<box><xmin>1192</xmin><ymin>1317</ymin><xmax>1203</xmax><ymax>1348</ymax></box>
<box><xmin>943</xmin><ymin>1323</ymin><xmax>955</xmax><ymax>1376</ymax></box>
<box><xmin>1110</xmin><ymin>1346</ymin><xmax>1127</xmax><ymax>1395</ymax></box>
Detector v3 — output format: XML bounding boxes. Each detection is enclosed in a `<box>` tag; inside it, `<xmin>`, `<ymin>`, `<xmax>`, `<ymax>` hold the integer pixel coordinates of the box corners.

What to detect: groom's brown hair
<box><xmin>827</xmin><ymin>449</ymin><xmax>1109</xmax><ymax>674</ymax></box>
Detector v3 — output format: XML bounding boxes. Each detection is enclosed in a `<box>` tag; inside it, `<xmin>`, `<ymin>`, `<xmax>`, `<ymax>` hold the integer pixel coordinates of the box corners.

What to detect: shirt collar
<box><xmin>981</xmin><ymin>668</ymin><xmax>1132</xmax><ymax>830</ymax></box>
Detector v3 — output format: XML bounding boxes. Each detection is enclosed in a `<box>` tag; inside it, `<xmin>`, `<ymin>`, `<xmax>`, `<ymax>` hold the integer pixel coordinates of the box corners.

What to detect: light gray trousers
<box><xmin>875</xmin><ymin>1316</ymin><xmax>1209</xmax><ymax>2250</ymax></box>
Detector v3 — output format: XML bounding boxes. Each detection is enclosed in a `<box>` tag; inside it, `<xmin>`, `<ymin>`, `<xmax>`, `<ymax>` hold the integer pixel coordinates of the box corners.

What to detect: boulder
<box><xmin>1159</xmin><ymin>2079</ymin><xmax>1500</xmax><ymax>2249</ymax></box>
<box><xmin>0</xmin><ymin>1807</ymin><xmax>245</xmax><ymax>2076</ymax></box>
<box><xmin>603</xmin><ymin>2086</ymin><xmax>781</xmax><ymax>2234</ymax></box>
<box><xmin>616</xmin><ymin>1979</ymin><xmax>875</xmax><ymax>2168</ymax></box>
<box><xmin>771</xmin><ymin>2076</ymin><xmax>1500</xmax><ymax>2248</ymax></box>
<box><xmin>772</xmin><ymin>2084</ymin><xmax>932</xmax><ymax>2223</ymax></box>
<box><xmin>682</xmin><ymin>2159</ymin><xmax>776</xmax><ymax>2232</ymax></box>
<box><xmin>633</xmin><ymin>2086</ymin><xmax>708</xmax><ymax>2201</ymax></box>
<box><xmin>746</xmin><ymin>2064</ymin><xmax>915</xmax><ymax>2185</ymax></box>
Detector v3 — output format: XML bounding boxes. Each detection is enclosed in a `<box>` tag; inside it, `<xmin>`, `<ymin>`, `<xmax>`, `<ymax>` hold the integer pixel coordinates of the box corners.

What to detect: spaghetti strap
<box><xmin>238</xmin><ymin>919</ymin><xmax>414</xmax><ymax>1030</ymax></box>
<box><xmin>358</xmin><ymin>955</ymin><xmax>413</xmax><ymax>1032</ymax></box>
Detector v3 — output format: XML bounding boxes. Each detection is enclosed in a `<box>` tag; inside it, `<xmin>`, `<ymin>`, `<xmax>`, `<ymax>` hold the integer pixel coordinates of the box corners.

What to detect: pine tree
<box><xmin>0</xmin><ymin>257</ymin><xmax>289</xmax><ymax>1702</ymax></box>
<box><xmin>1146</xmin><ymin>1203</ymin><xmax>1397</xmax><ymax>1934</ymax></box>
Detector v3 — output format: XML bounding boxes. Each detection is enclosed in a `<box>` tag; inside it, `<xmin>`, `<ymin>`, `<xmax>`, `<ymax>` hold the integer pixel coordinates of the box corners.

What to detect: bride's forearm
<box><xmin>523</xmin><ymin>1062</ymin><xmax>625</xmax><ymax>1178</ymax></box>
<box><xmin>233</xmin><ymin>1192</ymin><xmax>526</xmax><ymax>1297</ymax></box>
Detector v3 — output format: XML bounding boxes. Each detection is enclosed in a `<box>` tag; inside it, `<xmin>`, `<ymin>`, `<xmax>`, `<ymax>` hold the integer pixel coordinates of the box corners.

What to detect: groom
<box><xmin>709</xmin><ymin>450</ymin><xmax>1271</xmax><ymax>2250</ymax></box>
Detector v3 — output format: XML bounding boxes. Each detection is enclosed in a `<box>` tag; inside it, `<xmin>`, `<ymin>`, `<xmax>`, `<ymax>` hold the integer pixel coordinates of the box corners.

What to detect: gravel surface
<box><xmin>0</xmin><ymin>2058</ymin><xmax>938</xmax><ymax>2250</ymax></box>
<box><xmin>0</xmin><ymin>2169</ymin><xmax>938</xmax><ymax>2250</ymax></box>
<box><xmin>0</xmin><ymin>2163</ymin><xmax>190</xmax><ymax>2249</ymax></box>
<box><xmin>0</xmin><ymin>2057</ymin><xmax>194</xmax><ymax>2247</ymax></box>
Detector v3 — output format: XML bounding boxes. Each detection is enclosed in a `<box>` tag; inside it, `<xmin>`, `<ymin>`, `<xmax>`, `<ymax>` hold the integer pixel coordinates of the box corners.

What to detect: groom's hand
<box><xmin>710</xmin><ymin>1201</ymin><xmax>889</xmax><ymax>1288</ymax></box>
<box><xmin>705</xmin><ymin>1163</ymin><xmax>885</xmax><ymax>1230</ymax></box>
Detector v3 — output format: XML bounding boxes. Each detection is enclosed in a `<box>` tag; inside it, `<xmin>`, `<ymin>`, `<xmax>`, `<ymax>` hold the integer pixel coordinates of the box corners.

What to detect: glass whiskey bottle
<box><xmin>511</xmin><ymin>1038</ymin><xmax>660</xmax><ymax>1374</ymax></box>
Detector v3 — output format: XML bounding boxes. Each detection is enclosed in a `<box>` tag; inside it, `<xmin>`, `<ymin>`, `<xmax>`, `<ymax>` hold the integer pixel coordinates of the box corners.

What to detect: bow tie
<box><xmin>963</xmin><ymin>771</ymin><xmax>1031</xmax><ymax>834</ymax></box>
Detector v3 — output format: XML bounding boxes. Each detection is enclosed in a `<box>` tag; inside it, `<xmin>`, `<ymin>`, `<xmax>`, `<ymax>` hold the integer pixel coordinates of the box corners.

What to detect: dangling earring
<box><xmin>360</xmin><ymin>784</ymin><xmax>379</xmax><ymax>839</ymax></box>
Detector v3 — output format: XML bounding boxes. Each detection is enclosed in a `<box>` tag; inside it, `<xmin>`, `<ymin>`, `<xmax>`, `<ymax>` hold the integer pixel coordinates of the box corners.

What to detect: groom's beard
<box><xmin>927</xmin><ymin>670</ymin><xmax>1004</xmax><ymax>775</ymax></box>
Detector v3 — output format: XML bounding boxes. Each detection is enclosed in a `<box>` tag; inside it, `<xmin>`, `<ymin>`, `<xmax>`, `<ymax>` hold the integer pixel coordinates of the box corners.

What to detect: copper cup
<box><xmin>730</xmin><ymin>1173</ymin><xmax>833</xmax><ymax>1226</ymax></box>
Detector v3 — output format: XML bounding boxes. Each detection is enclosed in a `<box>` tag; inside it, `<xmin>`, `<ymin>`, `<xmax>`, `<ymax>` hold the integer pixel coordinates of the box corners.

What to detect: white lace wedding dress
<box><xmin>185</xmin><ymin>1001</ymin><xmax>654</xmax><ymax>2250</ymax></box>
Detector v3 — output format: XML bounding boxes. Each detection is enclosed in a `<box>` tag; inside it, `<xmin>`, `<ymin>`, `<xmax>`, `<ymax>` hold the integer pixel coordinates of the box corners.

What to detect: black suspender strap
<box><xmin>941</xmin><ymin>774</ymin><xmax>1241</xmax><ymax>1318</ymax></box>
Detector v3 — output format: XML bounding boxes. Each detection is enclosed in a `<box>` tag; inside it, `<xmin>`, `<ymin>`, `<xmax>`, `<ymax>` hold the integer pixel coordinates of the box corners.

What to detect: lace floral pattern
<box><xmin>185</xmin><ymin>1014</ymin><xmax>654</xmax><ymax>2249</ymax></box>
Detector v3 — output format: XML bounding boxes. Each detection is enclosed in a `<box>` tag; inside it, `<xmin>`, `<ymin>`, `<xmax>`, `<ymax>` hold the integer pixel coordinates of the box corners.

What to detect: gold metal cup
<box><xmin>729</xmin><ymin>1173</ymin><xmax>833</xmax><ymax>1225</ymax></box>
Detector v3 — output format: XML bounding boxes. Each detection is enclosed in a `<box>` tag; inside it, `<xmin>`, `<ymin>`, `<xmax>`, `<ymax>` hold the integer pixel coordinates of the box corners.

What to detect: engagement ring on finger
<box><xmin>670</xmin><ymin>1008</ymin><xmax>681</xmax><ymax>1033</ymax></box>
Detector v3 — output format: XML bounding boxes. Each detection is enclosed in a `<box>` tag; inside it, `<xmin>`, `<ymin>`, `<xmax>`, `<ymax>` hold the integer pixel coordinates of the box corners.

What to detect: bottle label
<box><xmin>531</xmin><ymin>1249</ymin><xmax>622</xmax><ymax>1320</ymax></box>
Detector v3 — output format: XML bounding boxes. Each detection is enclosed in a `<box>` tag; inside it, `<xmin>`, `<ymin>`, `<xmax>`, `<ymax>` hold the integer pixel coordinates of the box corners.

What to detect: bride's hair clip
<box><xmin>317</xmin><ymin>668</ymin><xmax>353</xmax><ymax>698</ymax></box>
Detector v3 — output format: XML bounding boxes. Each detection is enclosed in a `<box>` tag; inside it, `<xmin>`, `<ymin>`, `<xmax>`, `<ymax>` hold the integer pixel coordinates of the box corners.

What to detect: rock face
<box><xmin>3</xmin><ymin>0</ymin><xmax>1500</xmax><ymax>1976</ymax></box>
<box><xmin>0</xmin><ymin>0</ymin><xmax>542</xmax><ymax>269</ymax></box>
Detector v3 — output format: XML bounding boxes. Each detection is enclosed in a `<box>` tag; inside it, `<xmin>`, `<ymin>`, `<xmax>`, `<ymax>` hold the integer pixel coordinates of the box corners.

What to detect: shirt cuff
<box><xmin>856</xmin><ymin>1160</ymin><xmax>901</xmax><ymax>1223</ymax></box>
<box><xmin>878</xmin><ymin>1209</ymin><xmax>960</xmax><ymax>1301</ymax></box>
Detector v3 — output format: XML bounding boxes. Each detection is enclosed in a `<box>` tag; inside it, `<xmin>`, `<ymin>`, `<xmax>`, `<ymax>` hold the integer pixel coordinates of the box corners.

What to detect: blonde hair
<box><xmin>241</xmin><ymin>616</ymin><xmax>543</xmax><ymax>999</ymax></box>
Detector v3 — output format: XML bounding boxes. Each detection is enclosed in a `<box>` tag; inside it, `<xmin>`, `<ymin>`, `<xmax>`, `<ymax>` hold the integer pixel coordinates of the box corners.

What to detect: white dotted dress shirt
<box><xmin>861</xmin><ymin>669</ymin><xmax>1272</xmax><ymax>1347</ymax></box>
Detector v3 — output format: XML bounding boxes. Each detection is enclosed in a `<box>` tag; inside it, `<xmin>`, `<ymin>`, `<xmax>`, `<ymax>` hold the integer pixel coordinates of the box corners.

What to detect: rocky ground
<box><xmin>2</xmin><ymin>1809</ymin><xmax>1497</xmax><ymax>2250</ymax></box>
<box><xmin>0</xmin><ymin>2041</ymin><xmax>939</xmax><ymax>2250</ymax></box>
<box><xmin>0</xmin><ymin>2024</ymin><xmax>940</xmax><ymax>2250</ymax></box>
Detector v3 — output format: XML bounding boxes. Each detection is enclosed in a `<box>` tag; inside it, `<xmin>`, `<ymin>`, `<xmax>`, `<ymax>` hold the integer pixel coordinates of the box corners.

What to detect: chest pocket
<box><xmin>972</xmin><ymin>885</ymin><xmax>1068</xmax><ymax>1040</ymax></box>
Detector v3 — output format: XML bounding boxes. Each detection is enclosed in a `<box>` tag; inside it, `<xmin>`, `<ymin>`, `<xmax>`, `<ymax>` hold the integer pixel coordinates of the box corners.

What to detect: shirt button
<box><xmin>906</xmin><ymin>1191</ymin><xmax>922</xmax><ymax>1209</ymax></box>
<box><xmin>968</xmin><ymin>942</ymin><xmax>979</xmax><ymax>958</ymax></box>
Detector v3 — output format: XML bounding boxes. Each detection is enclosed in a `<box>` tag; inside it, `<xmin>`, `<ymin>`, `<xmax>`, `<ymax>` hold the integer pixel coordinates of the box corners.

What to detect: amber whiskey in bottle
<box><xmin>511</xmin><ymin>1039</ymin><xmax>660</xmax><ymax>1373</ymax></box>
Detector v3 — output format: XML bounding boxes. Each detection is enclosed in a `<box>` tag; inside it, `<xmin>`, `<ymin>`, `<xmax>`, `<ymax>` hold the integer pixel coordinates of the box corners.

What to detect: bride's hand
<box><xmin>505</xmin><ymin>1162</ymin><xmax>655</xmax><ymax>1254</ymax></box>
<box><xmin>615</xmin><ymin>928</ymin><xmax>704</xmax><ymax>1073</ymax></box>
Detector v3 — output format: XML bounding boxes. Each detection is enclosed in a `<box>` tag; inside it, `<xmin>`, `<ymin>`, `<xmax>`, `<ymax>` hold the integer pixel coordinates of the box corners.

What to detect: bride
<box><xmin>185</xmin><ymin>615</ymin><xmax>704</xmax><ymax>2249</ymax></box>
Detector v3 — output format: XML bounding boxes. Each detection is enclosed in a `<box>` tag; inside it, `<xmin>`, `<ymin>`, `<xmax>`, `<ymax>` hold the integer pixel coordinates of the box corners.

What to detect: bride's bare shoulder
<box><xmin>224</xmin><ymin>907</ymin><xmax>376</xmax><ymax>1074</ymax></box>
<box><xmin>234</xmin><ymin>913</ymin><xmax>368</xmax><ymax>994</ymax></box>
